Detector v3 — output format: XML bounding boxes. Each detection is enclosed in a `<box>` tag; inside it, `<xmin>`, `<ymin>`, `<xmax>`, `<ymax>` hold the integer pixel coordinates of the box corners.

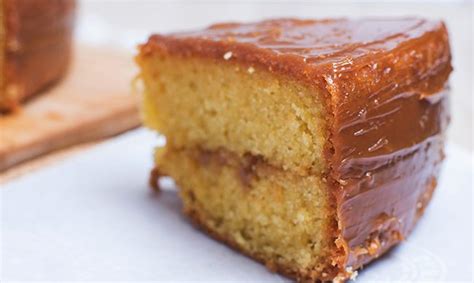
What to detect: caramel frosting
<box><xmin>141</xmin><ymin>18</ymin><xmax>452</xmax><ymax>276</ymax></box>
<box><xmin>1</xmin><ymin>0</ymin><xmax>76</xmax><ymax>110</ymax></box>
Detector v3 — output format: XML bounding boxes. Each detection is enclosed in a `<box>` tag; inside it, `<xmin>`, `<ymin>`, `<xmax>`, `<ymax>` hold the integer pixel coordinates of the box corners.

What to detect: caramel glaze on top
<box><xmin>140</xmin><ymin>18</ymin><xmax>452</xmax><ymax>276</ymax></box>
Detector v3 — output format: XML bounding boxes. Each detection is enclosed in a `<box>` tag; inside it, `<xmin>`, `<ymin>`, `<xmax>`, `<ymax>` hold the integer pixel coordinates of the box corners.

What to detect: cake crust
<box><xmin>186</xmin><ymin>205</ymin><xmax>340</xmax><ymax>282</ymax></box>
<box><xmin>139</xmin><ymin>18</ymin><xmax>452</xmax><ymax>281</ymax></box>
<box><xmin>0</xmin><ymin>0</ymin><xmax>76</xmax><ymax>111</ymax></box>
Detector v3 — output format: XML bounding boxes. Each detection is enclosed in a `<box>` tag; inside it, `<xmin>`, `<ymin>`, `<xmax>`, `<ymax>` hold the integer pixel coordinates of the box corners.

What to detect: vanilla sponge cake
<box><xmin>136</xmin><ymin>18</ymin><xmax>451</xmax><ymax>282</ymax></box>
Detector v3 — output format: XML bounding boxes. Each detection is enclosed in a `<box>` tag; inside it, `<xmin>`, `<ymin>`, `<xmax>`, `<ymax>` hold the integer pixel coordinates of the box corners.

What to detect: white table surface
<box><xmin>1</xmin><ymin>129</ymin><xmax>472</xmax><ymax>281</ymax></box>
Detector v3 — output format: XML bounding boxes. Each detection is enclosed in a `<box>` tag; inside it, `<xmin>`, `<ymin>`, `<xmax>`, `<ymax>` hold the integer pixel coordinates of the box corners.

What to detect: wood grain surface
<box><xmin>0</xmin><ymin>46</ymin><xmax>141</xmax><ymax>172</ymax></box>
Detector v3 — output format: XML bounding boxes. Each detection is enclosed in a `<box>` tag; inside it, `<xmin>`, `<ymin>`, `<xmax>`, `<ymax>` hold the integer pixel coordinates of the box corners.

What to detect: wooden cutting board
<box><xmin>0</xmin><ymin>46</ymin><xmax>141</xmax><ymax>172</ymax></box>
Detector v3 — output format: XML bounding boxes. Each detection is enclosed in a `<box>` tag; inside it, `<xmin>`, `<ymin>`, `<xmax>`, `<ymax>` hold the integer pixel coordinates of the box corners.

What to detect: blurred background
<box><xmin>77</xmin><ymin>0</ymin><xmax>473</xmax><ymax>152</ymax></box>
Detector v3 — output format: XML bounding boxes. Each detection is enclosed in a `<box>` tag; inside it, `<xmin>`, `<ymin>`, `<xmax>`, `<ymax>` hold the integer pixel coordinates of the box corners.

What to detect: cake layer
<box><xmin>140</xmin><ymin>18</ymin><xmax>451</xmax><ymax>118</ymax></box>
<box><xmin>0</xmin><ymin>0</ymin><xmax>76</xmax><ymax>110</ymax></box>
<box><xmin>155</xmin><ymin>146</ymin><xmax>337</xmax><ymax>281</ymax></box>
<box><xmin>139</xmin><ymin>54</ymin><xmax>328</xmax><ymax>174</ymax></box>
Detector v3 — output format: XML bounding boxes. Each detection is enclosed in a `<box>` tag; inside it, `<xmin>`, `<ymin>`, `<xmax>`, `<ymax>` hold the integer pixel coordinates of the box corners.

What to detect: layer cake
<box><xmin>136</xmin><ymin>18</ymin><xmax>451</xmax><ymax>282</ymax></box>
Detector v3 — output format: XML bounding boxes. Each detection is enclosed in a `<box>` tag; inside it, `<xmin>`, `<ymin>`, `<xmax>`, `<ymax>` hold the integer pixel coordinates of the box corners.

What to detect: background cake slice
<box><xmin>136</xmin><ymin>18</ymin><xmax>451</xmax><ymax>282</ymax></box>
<box><xmin>0</xmin><ymin>0</ymin><xmax>75</xmax><ymax>111</ymax></box>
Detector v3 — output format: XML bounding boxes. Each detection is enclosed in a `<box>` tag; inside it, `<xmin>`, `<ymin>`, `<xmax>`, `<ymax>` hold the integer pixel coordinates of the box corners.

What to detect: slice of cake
<box><xmin>0</xmin><ymin>0</ymin><xmax>76</xmax><ymax>111</ymax></box>
<box><xmin>136</xmin><ymin>18</ymin><xmax>451</xmax><ymax>282</ymax></box>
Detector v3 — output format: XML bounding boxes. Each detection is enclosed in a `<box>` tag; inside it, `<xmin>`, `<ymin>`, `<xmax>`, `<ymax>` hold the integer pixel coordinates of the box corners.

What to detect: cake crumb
<box><xmin>293</xmin><ymin>211</ymin><xmax>305</xmax><ymax>224</ymax></box>
<box><xmin>149</xmin><ymin>167</ymin><xmax>162</xmax><ymax>193</ymax></box>
<box><xmin>346</xmin><ymin>267</ymin><xmax>358</xmax><ymax>281</ymax></box>
<box><xmin>367</xmin><ymin>239</ymin><xmax>380</xmax><ymax>255</ymax></box>
<box><xmin>350</xmin><ymin>271</ymin><xmax>358</xmax><ymax>280</ymax></box>
<box><xmin>333</xmin><ymin>266</ymin><xmax>358</xmax><ymax>282</ymax></box>
<box><xmin>332</xmin><ymin>274</ymin><xmax>345</xmax><ymax>283</ymax></box>
<box><xmin>223</xmin><ymin>51</ymin><xmax>233</xmax><ymax>60</ymax></box>
<box><xmin>354</xmin><ymin>246</ymin><xmax>368</xmax><ymax>256</ymax></box>
<box><xmin>337</xmin><ymin>179</ymin><xmax>348</xmax><ymax>185</ymax></box>
<box><xmin>247</xmin><ymin>66</ymin><xmax>255</xmax><ymax>74</ymax></box>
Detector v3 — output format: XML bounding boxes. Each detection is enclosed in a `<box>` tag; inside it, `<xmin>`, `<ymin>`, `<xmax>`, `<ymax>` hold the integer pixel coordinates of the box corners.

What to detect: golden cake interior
<box><xmin>141</xmin><ymin>54</ymin><xmax>328</xmax><ymax>174</ymax></box>
<box><xmin>138</xmin><ymin>53</ymin><xmax>337</xmax><ymax>277</ymax></box>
